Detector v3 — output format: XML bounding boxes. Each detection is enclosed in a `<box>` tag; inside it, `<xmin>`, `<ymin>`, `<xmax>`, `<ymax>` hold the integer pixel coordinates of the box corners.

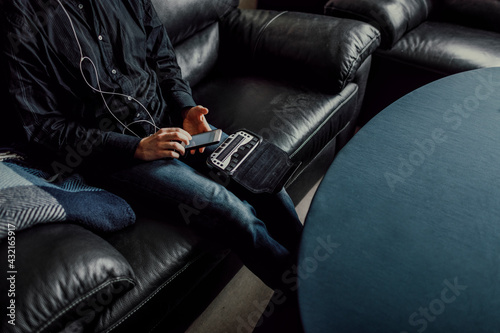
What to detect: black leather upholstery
<box><xmin>152</xmin><ymin>0</ymin><xmax>239</xmax><ymax>45</ymax></box>
<box><xmin>194</xmin><ymin>76</ymin><xmax>359</xmax><ymax>164</ymax></box>
<box><xmin>377</xmin><ymin>21</ymin><xmax>500</xmax><ymax>74</ymax></box>
<box><xmin>258</xmin><ymin>0</ymin><xmax>327</xmax><ymax>14</ymax></box>
<box><xmin>0</xmin><ymin>224</ymin><xmax>136</xmax><ymax>333</ymax></box>
<box><xmin>175</xmin><ymin>22</ymin><xmax>220</xmax><ymax>87</ymax></box>
<box><xmin>218</xmin><ymin>10</ymin><xmax>379</xmax><ymax>93</ymax></box>
<box><xmin>325</xmin><ymin>0</ymin><xmax>434</xmax><ymax>49</ymax></box>
<box><xmin>0</xmin><ymin>1</ymin><xmax>380</xmax><ymax>331</ymax></box>
<box><xmin>436</xmin><ymin>0</ymin><xmax>500</xmax><ymax>33</ymax></box>
<box><xmin>94</xmin><ymin>217</ymin><xmax>227</xmax><ymax>332</ymax></box>
<box><xmin>324</xmin><ymin>0</ymin><xmax>500</xmax><ymax>126</ymax></box>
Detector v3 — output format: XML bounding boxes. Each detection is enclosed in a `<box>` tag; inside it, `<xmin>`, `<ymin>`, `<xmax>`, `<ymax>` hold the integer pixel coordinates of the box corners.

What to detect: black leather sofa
<box><xmin>324</xmin><ymin>0</ymin><xmax>500</xmax><ymax>125</ymax></box>
<box><xmin>0</xmin><ymin>0</ymin><xmax>380</xmax><ymax>332</ymax></box>
<box><xmin>258</xmin><ymin>0</ymin><xmax>326</xmax><ymax>14</ymax></box>
<box><xmin>261</xmin><ymin>0</ymin><xmax>500</xmax><ymax>127</ymax></box>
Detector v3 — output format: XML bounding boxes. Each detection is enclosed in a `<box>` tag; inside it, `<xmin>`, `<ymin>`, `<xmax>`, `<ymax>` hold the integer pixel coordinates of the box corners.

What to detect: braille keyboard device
<box><xmin>207</xmin><ymin>129</ymin><xmax>300</xmax><ymax>194</ymax></box>
<box><xmin>209</xmin><ymin>130</ymin><xmax>262</xmax><ymax>174</ymax></box>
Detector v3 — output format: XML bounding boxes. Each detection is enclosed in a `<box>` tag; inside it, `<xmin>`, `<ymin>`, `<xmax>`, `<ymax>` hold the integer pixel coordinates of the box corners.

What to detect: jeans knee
<box><xmin>231</xmin><ymin>201</ymin><xmax>268</xmax><ymax>244</ymax></box>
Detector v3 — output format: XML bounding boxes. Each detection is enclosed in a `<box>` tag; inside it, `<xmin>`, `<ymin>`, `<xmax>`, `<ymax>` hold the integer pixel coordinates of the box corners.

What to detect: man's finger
<box><xmin>195</xmin><ymin>105</ymin><xmax>209</xmax><ymax>114</ymax></box>
<box><xmin>159</xmin><ymin>131</ymin><xmax>191</xmax><ymax>146</ymax></box>
<box><xmin>161</xmin><ymin>141</ymin><xmax>185</xmax><ymax>156</ymax></box>
<box><xmin>158</xmin><ymin>127</ymin><xmax>192</xmax><ymax>141</ymax></box>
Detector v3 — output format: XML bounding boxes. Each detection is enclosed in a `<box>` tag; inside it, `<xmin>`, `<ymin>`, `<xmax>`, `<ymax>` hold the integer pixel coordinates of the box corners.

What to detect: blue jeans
<box><xmin>87</xmin><ymin>133</ymin><xmax>303</xmax><ymax>290</ymax></box>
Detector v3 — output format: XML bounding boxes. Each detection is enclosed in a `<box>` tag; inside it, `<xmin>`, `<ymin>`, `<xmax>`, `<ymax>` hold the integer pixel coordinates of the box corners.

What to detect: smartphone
<box><xmin>182</xmin><ymin>129</ymin><xmax>223</xmax><ymax>150</ymax></box>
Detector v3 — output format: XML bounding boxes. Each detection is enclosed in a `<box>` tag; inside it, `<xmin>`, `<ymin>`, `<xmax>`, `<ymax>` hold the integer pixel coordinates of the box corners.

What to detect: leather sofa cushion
<box><xmin>325</xmin><ymin>0</ymin><xmax>434</xmax><ymax>49</ymax></box>
<box><xmin>377</xmin><ymin>21</ymin><xmax>500</xmax><ymax>74</ymax></box>
<box><xmin>193</xmin><ymin>75</ymin><xmax>358</xmax><ymax>164</ymax></box>
<box><xmin>0</xmin><ymin>224</ymin><xmax>136</xmax><ymax>333</ymax></box>
<box><xmin>94</xmin><ymin>217</ymin><xmax>226</xmax><ymax>332</ymax></box>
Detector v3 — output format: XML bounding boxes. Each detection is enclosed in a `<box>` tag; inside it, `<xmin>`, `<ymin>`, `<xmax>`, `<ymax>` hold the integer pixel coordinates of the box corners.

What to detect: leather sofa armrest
<box><xmin>219</xmin><ymin>9</ymin><xmax>380</xmax><ymax>93</ymax></box>
<box><xmin>324</xmin><ymin>0</ymin><xmax>433</xmax><ymax>49</ymax></box>
<box><xmin>0</xmin><ymin>224</ymin><xmax>136</xmax><ymax>333</ymax></box>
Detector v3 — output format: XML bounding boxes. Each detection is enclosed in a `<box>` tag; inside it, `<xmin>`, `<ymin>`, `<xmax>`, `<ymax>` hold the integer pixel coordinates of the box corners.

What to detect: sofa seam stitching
<box><xmin>252</xmin><ymin>11</ymin><xmax>288</xmax><ymax>60</ymax></box>
<box><xmin>104</xmin><ymin>253</ymin><xmax>204</xmax><ymax>333</ymax></box>
<box><xmin>37</xmin><ymin>277</ymin><xmax>136</xmax><ymax>333</ymax></box>
<box><xmin>342</xmin><ymin>31</ymin><xmax>380</xmax><ymax>89</ymax></box>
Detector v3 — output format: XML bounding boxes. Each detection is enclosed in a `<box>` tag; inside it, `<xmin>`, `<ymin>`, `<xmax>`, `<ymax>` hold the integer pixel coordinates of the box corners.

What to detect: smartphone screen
<box><xmin>184</xmin><ymin>129</ymin><xmax>222</xmax><ymax>149</ymax></box>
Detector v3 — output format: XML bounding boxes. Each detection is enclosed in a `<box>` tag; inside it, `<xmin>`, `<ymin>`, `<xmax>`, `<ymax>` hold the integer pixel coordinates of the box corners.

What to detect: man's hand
<box><xmin>134</xmin><ymin>128</ymin><xmax>192</xmax><ymax>161</ymax></box>
<box><xmin>183</xmin><ymin>105</ymin><xmax>211</xmax><ymax>154</ymax></box>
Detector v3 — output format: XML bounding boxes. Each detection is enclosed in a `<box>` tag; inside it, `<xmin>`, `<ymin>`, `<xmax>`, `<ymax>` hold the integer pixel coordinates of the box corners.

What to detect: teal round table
<box><xmin>298</xmin><ymin>67</ymin><xmax>500</xmax><ymax>333</ymax></box>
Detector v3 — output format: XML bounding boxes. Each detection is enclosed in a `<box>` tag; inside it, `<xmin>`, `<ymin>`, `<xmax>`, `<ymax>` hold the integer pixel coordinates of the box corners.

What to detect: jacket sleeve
<box><xmin>3</xmin><ymin>11</ymin><xmax>141</xmax><ymax>175</ymax></box>
<box><xmin>144</xmin><ymin>0</ymin><xmax>196</xmax><ymax>125</ymax></box>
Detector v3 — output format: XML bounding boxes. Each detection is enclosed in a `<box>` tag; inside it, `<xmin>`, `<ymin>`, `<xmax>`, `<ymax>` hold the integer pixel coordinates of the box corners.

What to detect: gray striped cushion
<box><xmin>0</xmin><ymin>161</ymin><xmax>135</xmax><ymax>238</ymax></box>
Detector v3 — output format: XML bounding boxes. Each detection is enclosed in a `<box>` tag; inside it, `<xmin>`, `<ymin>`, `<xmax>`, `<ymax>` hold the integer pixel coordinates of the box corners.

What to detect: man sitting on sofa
<box><xmin>2</xmin><ymin>0</ymin><xmax>303</xmax><ymax>292</ymax></box>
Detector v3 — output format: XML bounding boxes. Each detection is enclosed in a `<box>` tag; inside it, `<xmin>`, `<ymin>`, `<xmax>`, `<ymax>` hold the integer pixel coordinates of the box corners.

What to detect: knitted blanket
<box><xmin>0</xmin><ymin>160</ymin><xmax>135</xmax><ymax>239</ymax></box>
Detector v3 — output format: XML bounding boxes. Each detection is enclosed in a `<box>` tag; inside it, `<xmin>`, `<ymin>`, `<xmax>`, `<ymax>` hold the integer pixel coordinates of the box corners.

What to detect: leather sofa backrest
<box><xmin>435</xmin><ymin>0</ymin><xmax>500</xmax><ymax>33</ymax></box>
<box><xmin>151</xmin><ymin>0</ymin><xmax>239</xmax><ymax>87</ymax></box>
<box><xmin>151</xmin><ymin>0</ymin><xmax>239</xmax><ymax>45</ymax></box>
<box><xmin>325</xmin><ymin>0</ymin><xmax>434</xmax><ymax>49</ymax></box>
<box><xmin>259</xmin><ymin>0</ymin><xmax>327</xmax><ymax>14</ymax></box>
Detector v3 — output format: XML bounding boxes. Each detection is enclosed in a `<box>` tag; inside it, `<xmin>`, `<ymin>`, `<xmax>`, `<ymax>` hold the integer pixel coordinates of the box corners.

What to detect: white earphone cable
<box><xmin>56</xmin><ymin>0</ymin><xmax>160</xmax><ymax>138</ymax></box>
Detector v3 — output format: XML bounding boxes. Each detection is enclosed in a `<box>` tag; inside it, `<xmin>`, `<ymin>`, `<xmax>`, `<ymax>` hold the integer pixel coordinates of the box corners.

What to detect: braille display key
<box><xmin>216</xmin><ymin>134</ymin><xmax>245</xmax><ymax>162</ymax></box>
